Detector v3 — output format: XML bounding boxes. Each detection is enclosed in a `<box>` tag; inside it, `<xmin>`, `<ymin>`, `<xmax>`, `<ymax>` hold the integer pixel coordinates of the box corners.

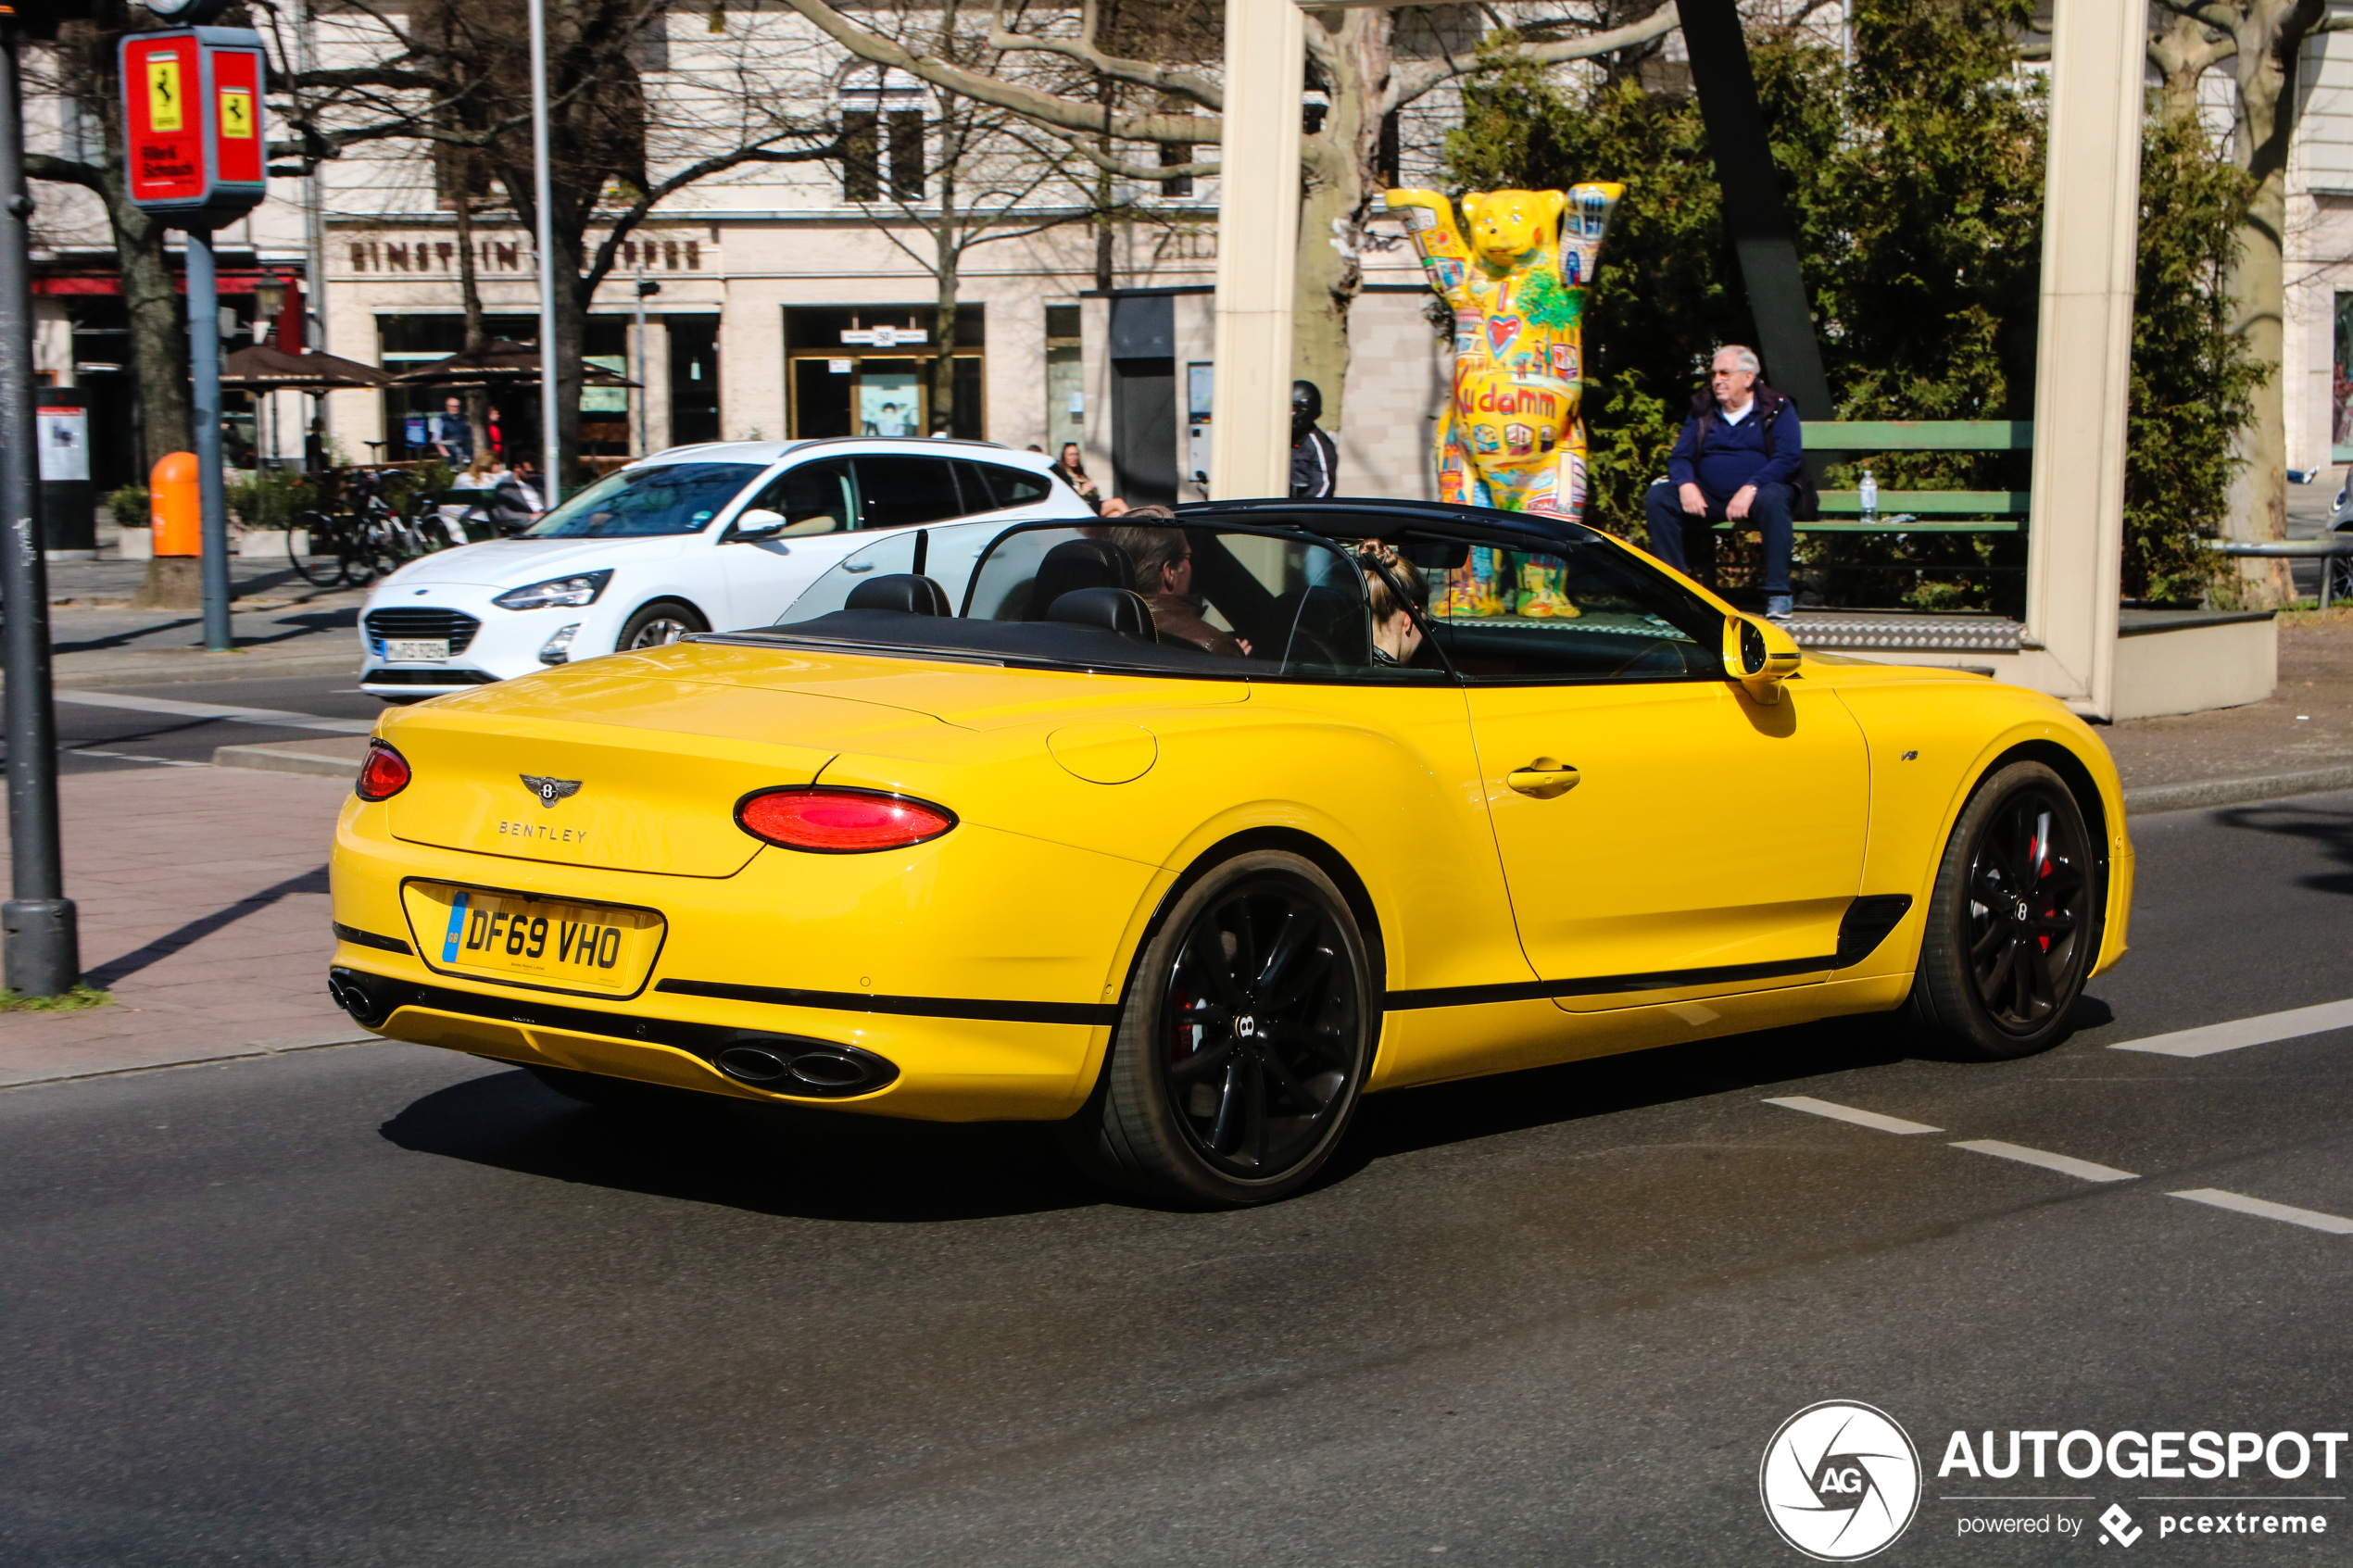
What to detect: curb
<box><xmin>2124</xmin><ymin>764</ymin><xmax>2353</xmax><ymax>815</ymax></box>
<box><xmin>0</xmin><ymin>1030</ymin><xmax>384</xmax><ymax>1092</ymax></box>
<box><xmin>212</xmin><ymin>735</ymin><xmax>371</xmax><ymax>778</ymax></box>
<box><xmin>51</xmin><ymin>649</ymin><xmax>363</xmax><ymax>690</ymax></box>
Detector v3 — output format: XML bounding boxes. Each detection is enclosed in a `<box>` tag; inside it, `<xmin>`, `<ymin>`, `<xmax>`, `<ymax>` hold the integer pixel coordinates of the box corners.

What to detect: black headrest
<box><xmin>844</xmin><ymin>572</ymin><xmax>951</xmax><ymax>616</ymax></box>
<box><xmin>1027</xmin><ymin>537</ymin><xmax>1135</xmax><ymax>619</ymax></box>
<box><xmin>1045</xmin><ymin>586</ymin><xmax>1159</xmax><ymax>642</ymax></box>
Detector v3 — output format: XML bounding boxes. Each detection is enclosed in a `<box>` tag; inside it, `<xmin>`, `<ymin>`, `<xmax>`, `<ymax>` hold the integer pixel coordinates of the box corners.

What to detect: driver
<box><xmin>1357</xmin><ymin>540</ymin><xmax>1428</xmax><ymax>667</ymax></box>
<box><xmin>1109</xmin><ymin>515</ymin><xmax>1251</xmax><ymax>657</ymax></box>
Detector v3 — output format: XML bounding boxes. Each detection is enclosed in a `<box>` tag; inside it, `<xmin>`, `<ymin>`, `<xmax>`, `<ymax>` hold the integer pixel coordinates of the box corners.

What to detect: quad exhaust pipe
<box><xmin>711</xmin><ymin>1039</ymin><xmax>898</xmax><ymax>1098</ymax></box>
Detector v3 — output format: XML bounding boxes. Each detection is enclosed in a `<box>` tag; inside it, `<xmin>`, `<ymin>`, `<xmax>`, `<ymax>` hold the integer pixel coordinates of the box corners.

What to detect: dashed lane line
<box><xmin>2169</xmin><ymin>1188</ymin><xmax>2353</xmax><ymax>1235</ymax></box>
<box><xmin>2108</xmin><ymin>997</ymin><xmax>2353</xmax><ymax>1059</ymax></box>
<box><xmin>1761</xmin><ymin>1096</ymin><xmax>1944</xmax><ymax>1135</ymax></box>
<box><xmin>54</xmin><ymin>689</ymin><xmax>373</xmax><ymax>735</ymax></box>
<box><xmin>1947</xmin><ymin>1140</ymin><xmax>2139</xmax><ymax>1183</ymax></box>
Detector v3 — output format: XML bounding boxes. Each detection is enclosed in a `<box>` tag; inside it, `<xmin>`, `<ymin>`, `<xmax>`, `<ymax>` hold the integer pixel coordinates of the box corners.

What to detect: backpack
<box><xmin>1690</xmin><ymin>384</ymin><xmax>1821</xmax><ymax>522</ymax></box>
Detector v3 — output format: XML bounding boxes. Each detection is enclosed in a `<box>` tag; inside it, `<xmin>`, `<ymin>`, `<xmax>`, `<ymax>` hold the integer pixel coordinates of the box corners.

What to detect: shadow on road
<box><xmin>2212</xmin><ymin>797</ymin><xmax>2353</xmax><ymax>896</ymax></box>
<box><xmin>381</xmin><ymin>1067</ymin><xmax>1101</xmax><ymax>1223</ymax></box>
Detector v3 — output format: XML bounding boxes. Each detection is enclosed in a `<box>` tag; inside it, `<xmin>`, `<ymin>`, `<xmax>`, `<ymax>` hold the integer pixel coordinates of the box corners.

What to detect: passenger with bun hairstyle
<box><xmin>1356</xmin><ymin>540</ymin><xmax>1428</xmax><ymax>666</ymax></box>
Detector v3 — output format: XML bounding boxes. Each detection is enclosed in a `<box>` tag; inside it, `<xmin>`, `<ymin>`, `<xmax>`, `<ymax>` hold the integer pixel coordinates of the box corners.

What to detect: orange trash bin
<box><xmin>150</xmin><ymin>452</ymin><xmax>201</xmax><ymax>558</ymax></box>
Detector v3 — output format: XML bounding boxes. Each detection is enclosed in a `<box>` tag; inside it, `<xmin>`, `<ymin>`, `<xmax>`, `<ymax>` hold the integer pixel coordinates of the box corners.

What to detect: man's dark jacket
<box><xmin>1665</xmin><ymin>385</ymin><xmax>1810</xmax><ymax>516</ymax></box>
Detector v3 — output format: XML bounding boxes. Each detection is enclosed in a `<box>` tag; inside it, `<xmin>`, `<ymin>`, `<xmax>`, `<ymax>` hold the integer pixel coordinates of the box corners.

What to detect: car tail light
<box><xmin>356</xmin><ymin>741</ymin><xmax>411</xmax><ymax>801</ymax></box>
<box><xmin>736</xmin><ymin>786</ymin><xmax>956</xmax><ymax>853</ymax></box>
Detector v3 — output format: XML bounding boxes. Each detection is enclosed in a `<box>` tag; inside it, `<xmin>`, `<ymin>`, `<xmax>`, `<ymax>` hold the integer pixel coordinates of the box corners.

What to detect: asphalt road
<box><xmin>2</xmin><ymin>674</ymin><xmax>384</xmax><ymax>774</ymax></box>
<box><xmin>3</xmin><ymin>792</ymin><xmax>2350</xmax><ymax>1566</ymax></box>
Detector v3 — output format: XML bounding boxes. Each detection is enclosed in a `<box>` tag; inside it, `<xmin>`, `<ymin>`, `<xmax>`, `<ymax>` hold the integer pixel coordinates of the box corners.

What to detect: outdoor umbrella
<box><xmin>219</xmin><ymin>343</ymin><xmax>392</xmax><ymax>391</ymax></box>
<box><xmin>389</xmin><ymin>338</ymin><xmax>638</xmax><ymax>389</ymax></box>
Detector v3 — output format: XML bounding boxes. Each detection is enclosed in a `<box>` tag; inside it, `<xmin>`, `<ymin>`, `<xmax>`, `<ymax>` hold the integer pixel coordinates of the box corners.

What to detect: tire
<box><xmin>1063</xmin><ymin>849</ymin><xmax>1374</xmax><ymax>1206</ymax></box>
<box><xmin>1908</xmin><ymin>760</ymin><xmax>2100</xmax><ymax>1060</ymax></box>
<box><xmin>287</xmin><ymin>509</ymin><xmax>344</xmax><ymax>587</ymax></box>
<box><xmin>618</xmin><ymin>599</ymin><xmax>709</xmax><ymax>651</ymax></box>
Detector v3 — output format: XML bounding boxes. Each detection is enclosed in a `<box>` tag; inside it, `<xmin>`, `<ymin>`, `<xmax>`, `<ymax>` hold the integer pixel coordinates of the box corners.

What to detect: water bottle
<box><xmin>1859</xmin><ymin>469</ymin><xmax>1879</xmax><ymax>526</ymax></box>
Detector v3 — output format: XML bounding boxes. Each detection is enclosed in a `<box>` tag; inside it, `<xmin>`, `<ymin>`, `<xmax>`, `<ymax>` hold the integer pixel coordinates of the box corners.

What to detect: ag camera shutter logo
<box><xmin>1760</xmin><ymin>1400</ymin><xmax>1922</xmax><ymax>1561</ymax></box>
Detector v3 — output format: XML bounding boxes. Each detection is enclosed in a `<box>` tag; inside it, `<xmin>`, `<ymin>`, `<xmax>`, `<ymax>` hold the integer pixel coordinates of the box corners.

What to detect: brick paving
<box><xmin>0</xmin><ymin>766</ymin><xmax>364</xmax><ymax>1086</ymax></box>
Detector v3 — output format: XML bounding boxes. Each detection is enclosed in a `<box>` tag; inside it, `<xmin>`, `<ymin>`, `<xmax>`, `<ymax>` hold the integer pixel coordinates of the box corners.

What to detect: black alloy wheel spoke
<box><xmin>1160</xmin><ymin>878</ymin><xmax>1362</xmax><ymax>1181</ymax></box>
<box><xmin>1168</xmin><ymin>1039</ymin><xmax>1234</xmax><ymax>1082</ymax></box>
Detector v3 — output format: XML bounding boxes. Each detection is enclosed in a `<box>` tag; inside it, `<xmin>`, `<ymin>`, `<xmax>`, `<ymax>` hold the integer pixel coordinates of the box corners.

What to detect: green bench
<box><xmin>1793</xmin><ymin>420</ymin><xmax>2031</xmax><ymax>533</ymax></box>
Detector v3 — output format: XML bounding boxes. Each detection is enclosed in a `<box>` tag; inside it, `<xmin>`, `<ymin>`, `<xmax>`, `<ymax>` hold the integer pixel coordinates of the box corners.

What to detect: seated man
<box><xmin>1643</xmin><ymin>344</ymin><xmax>1801</xmax><ymax>621</ymax></box>
<box><xmin>1108</xmin><ymin>513</ymin><xmax>1249</xmax><ymax>656</ymax></box>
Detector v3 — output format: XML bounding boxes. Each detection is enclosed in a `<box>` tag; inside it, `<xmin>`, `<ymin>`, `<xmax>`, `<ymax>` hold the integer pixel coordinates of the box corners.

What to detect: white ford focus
<box><xmin>357</xmin><ymin>437</ymin><xmax>1094</xmax><ymax>700</ymax></box>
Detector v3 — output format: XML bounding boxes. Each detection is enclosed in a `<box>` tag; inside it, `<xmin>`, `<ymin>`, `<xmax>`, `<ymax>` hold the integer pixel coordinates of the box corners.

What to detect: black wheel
<box><xmin>524</xmin><ymin>1063</ymin><xmax>684</xmax><ymax>1113</ymax></box>
<box><xmin>287</xmin><ymin>509</ymin><xmax>345</xmax><ymax>586</ymax></box>
<box><xmin>1064</xmin><ymin>849</ymin><xmax>1373</xmax><ymax>1205</ymax></box>
<box><xmin>618</xmin><ymin>599</ymin><xmax>709</xmax><ymax>650</ymax></box>
<box><xmin>1909</xmin><ymin>760</ymin><xmax>2098</xmax><ymax>1060</ymax></box>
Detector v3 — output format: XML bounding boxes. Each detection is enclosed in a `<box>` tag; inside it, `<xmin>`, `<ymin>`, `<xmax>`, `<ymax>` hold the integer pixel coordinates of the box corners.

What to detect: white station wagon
<box><xmin>357</xmin><ymin>437</ymin><xmax>1094</xmax><ymax>700</ymax></box>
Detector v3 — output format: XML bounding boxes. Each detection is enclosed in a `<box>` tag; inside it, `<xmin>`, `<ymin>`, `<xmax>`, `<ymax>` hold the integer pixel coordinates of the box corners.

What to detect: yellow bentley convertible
<box><xmin>328</xmin><ymin>500</ymin><xmax>2132</xmax><ymax>1206</ymax></box>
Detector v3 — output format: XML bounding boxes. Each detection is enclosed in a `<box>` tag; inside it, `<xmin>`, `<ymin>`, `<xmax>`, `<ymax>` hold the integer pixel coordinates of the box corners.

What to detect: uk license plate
<box><xmin>403</xmin><ymin>882</ymin><xmax>664</xmax><ymax>996</ymax></box>
<box><xmin>385</xmin><ymin>638</ymin><xmax>448</xmax><ymax>662</ymax></box>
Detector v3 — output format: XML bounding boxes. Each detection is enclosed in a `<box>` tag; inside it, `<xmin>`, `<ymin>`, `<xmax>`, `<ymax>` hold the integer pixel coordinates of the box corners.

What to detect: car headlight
<box><xmin>493</xmin><ymin>570</ymin><xmax>612</xmax><ymax>611</ymax></box>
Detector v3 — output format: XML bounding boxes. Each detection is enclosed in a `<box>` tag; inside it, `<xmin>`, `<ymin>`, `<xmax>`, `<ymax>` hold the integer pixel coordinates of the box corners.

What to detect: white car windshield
<box><xmin>523</xmin><ymin>462</ymin><xmax>765</xmax><ymax>539</ymax></box>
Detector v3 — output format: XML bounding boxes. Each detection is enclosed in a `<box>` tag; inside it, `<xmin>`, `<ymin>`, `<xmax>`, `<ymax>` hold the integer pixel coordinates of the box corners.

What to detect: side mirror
<box><xmin>729</xmin><ymin>508</ymin><xmax>789</xmax><ymax>544</ymax></box>
<box><xmin>1721</xmin><ymin>613</ymin><xmax>1802</xmax><ymax>703</ymax></box>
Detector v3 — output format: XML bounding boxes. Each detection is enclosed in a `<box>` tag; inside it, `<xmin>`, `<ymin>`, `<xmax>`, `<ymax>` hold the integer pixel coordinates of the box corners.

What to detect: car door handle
<box><xmin>844</xmin><ymin>560</ymin><xmax>876</xmax><ymax>573</ymax></box>
<box><xmin>1504</xmin><ymin>759</ymin><xmax>1581</xmax><ymax>798</ymax></box>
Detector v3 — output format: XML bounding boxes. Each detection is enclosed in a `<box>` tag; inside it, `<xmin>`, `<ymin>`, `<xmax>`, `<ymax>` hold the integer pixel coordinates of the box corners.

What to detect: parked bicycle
<box><xmin>287</xmin><ymin>466</ymin><xmax>460</xmax><ymax>587</ymax></box>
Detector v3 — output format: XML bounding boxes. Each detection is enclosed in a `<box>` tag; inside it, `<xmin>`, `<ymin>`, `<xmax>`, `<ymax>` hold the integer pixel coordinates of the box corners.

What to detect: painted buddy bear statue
<box><xmin>1383</xmin><ymin>182</ymin><xmax>1622</xmax><ymax>524</ymax></box>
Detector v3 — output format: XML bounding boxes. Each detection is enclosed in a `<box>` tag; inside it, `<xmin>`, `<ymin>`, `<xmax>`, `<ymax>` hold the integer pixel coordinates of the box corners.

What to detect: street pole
<box><xmin>0</xmin><ymin>20</ymin><xmax>80</xmax><ymax>996</ymax></box>
<box><xmin>528</xmin><ymin>0</ymin><xmax>560</xmax><ymax>507</ymax></box>
<box><xmin>632</xmin><ymin>270</ymin><xmax>647</xmax><ymax>458</ymax></box>
<box><xmin>185</xmin><ymin>228</ymin><xmax>233</xmax><ymax>650</ymax></box>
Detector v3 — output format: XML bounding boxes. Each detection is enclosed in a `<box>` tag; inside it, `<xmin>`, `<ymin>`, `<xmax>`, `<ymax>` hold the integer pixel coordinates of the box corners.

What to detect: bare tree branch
<box><xmin>982</xmin><ymin>0</ymin><xmax>1222</xmax><ymax>111</ymax></box>
<box><xmin>1390</xmin><ymin>4</ymin><xmax>1684</xmax><ymax>110</ymax></box>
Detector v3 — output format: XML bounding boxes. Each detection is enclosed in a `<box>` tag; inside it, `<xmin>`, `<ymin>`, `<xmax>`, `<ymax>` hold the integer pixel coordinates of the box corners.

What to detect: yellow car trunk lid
<box><xmin>603</xmin><ymin>639</ymin><xmax>1252</xmax><ymax>729</ymax></box>
<box><xmin>379</xmin><ymin>673</ymin><xmax>949</xmax><ymax>877</ymax></box>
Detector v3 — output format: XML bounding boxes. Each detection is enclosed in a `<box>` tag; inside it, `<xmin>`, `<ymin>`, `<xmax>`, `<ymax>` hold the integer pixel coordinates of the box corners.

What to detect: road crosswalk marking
<box><xmin>55</xmin><ymin>690</ymin><xmax>372</xmax><ymax>735</ymax></box>
<box><xmin>2170</xmin><ymin>1188</ymin><xmax>2353</xmax><ymax>1235</ymax></box>
<box><xmin>2107</xmin><ymin>997</ymin><xmax>2353</xmax><ymax>1059</ymax></box>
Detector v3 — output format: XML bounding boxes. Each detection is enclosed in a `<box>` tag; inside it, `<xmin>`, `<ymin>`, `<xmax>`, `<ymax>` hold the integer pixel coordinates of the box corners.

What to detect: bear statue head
<box><xmin>1459</xmin><ymin>189</ymin><xmax>1566</xmax><ymax>268</ymax></box>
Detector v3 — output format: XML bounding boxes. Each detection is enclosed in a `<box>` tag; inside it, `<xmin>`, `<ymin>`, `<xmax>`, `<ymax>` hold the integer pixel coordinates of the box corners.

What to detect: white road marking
<box><xmin>1762</xmin><ymin>1096</ymin><xmax>1944</xmax><ymax>1135</ymax></box>
<box><xmin>2107</xmin><ymin>997</ymin><xmax>2353</xmax><ymax>1059</ymax></box>
<box><xmin>1950</xmin><ymin>1139</ymin><xmax>2138</xmax><ymax>1183</ymax></box>
<box><xmin>56</xmin><ymin>689</ymin><xmax>372</xmax><ymax>735</ymax></box>
<box><xmin>2168</xmin><ymin>1188</ymin><xmax>2353</xmax><ymax>1235</ymax></box>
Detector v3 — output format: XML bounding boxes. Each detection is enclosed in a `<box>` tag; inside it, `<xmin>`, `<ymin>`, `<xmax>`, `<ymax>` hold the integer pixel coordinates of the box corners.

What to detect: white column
<box><xmin>1207</xmin><ymin>0</ymin><xmax>1303</xmax><ymax>499</ymax></box>
<box><xmin>2022</xmin><ymin>0</ymin><xmax>2148</xmax><ymax>719</ymax></box>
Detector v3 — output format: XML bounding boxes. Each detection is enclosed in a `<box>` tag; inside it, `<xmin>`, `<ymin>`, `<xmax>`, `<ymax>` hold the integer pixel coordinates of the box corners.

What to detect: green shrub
<box><xmin>223</xmin><ymin>467</ymin><xmax>319</xmax><ymax>531</ymax></box>
<box><xmin>106</xmin><ymin>483</ymin><xmax>149</xmax><ymax>532</ymax></box>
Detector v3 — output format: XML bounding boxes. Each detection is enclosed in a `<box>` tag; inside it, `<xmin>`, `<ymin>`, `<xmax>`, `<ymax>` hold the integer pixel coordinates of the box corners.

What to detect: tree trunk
<box><xmin>931</xmin><ymin>115</ymin><xmax>963</xmax><ymax>435</ymax></box>
<box><xmin>2219</xmin><ymin>0</ymin><xmax>2322</xmax><ymax>605</ymax></box>
<box><xmin>452</xmin><ymin>194</ymin><xmax>492</xmax><ymax>460</ymax></box>
<box><xmin>1292</xmin><ymin>9</ymin><xmax>1395</xmax><ymax>433</ymax></box>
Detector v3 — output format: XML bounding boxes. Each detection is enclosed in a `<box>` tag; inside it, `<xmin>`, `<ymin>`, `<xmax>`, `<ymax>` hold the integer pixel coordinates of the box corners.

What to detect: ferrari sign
<box><xmin>119</xmin><ymin>28</ymin><xmax>267</xmax><ymax>227</ymax></box>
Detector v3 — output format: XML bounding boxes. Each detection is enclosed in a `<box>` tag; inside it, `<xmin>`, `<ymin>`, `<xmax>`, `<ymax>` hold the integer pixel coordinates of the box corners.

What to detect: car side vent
<box><xmin>1835</xmin><ymin>895</ymin><xmax>1915</xmax><ymax>967</ymax></box>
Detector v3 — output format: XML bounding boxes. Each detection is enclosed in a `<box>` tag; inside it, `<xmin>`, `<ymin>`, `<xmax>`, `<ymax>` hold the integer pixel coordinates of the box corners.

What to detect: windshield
<box><xmin>523</xmin><ymin>462</ymin><xmax>764</xmax><ymax>539</ymax></box>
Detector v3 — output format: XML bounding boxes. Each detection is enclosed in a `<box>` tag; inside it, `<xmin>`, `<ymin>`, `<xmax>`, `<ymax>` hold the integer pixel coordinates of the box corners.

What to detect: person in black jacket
<box><xmin>1290</xmin><ymin>381</ymin><xmax>1338</xmax><ymax>498</ymax></box>
<box><xmin>1643</xmin><ymin>345</ymin><xmax>1801</xmax><ymax>621</ymax></box>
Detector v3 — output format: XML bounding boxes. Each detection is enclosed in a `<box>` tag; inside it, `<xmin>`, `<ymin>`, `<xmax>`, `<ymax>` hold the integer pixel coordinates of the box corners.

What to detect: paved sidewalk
<box><xmin>0</xmin><ymin>767</ymin><xmax>368</xmax><ymax>1088</ymax></box>
<box><xmin>16</xmin><ymin>557</ymin><xmax>367</xmax><ymax>689</ymax></box>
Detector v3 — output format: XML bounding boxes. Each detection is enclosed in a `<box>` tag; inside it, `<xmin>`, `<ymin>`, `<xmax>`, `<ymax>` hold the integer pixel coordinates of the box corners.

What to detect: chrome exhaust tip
<box><xmin>711</xmin><ymin>1037</ymin><xmax>898</xmax><ymax>1098</ymax></box>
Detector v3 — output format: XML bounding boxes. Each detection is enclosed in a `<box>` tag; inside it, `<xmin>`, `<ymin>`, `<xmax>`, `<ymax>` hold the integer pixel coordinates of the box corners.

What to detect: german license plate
<box><xmin>385</xmin><ymin>638</ymin><xmax>448</xmax><ymax>662</ymax></box>
<box><xmin>403</xmin><ymin>882</ymin><xmax>663</xmax><ymax>996</ymax></box>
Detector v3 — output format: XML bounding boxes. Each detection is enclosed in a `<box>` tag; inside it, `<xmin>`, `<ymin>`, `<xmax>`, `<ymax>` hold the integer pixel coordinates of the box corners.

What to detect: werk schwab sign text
<box><xmin>120</xmin><ymin>28</ymin><xmax>267</xmax><ymax>227</ymax></box>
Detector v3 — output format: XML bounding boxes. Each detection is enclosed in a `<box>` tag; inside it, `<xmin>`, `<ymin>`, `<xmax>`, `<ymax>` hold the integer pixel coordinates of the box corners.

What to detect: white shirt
<box><xmin>1719</xmin><ymin>397</ymin><xmax>1755</xmax><ymax>426</ymax></box>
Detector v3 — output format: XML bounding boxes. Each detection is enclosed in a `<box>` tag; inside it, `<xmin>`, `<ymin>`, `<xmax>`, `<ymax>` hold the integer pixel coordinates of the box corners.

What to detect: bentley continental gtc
<box><xmin>328</xmin><ymin>500</ymin><xmax>2133</xmax><ymax>1206</ymax></box>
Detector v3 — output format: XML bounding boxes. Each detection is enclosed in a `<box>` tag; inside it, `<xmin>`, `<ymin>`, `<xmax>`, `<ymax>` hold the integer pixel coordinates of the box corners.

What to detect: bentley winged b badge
<box><xmin>521</xmin><ymin>775</ymin><xmax>584</xmax><ymax>809</ymax></box>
